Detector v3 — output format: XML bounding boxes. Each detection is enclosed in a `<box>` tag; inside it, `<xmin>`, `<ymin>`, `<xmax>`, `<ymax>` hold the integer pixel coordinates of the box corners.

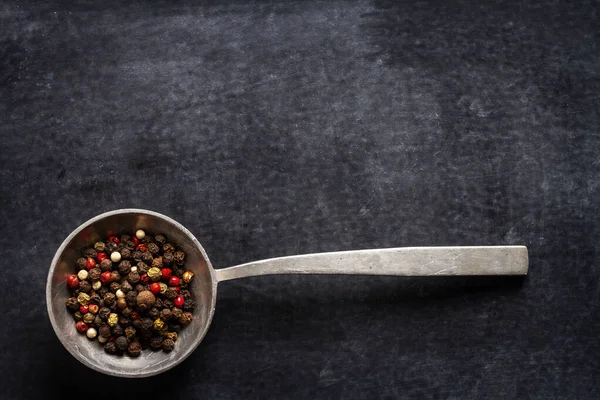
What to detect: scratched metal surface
<box><xmin>1</xmin><ymin>0</ymin><xmax>600</xmax><ymax>398</ymax></box>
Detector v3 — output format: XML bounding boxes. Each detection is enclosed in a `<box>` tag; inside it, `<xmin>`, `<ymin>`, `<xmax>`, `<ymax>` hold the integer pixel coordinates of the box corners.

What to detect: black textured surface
<box><xmin>2</xmin><ymin>0</ymin><xmax>600</xmax><ymax>398</ymax></box>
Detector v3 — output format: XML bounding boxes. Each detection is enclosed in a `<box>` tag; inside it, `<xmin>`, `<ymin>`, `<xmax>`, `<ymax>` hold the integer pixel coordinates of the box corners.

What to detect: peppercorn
<box><xmin>174</xmin><ymin>295</ymin><xmax>184</xmax><ymax>308</ymax></box>
<box><xmin>76</xmin><ymin>269</ymin><xmax>89</xmax><ymax>281</ymax></box>
<box><xmin>127</xmin><ymin>341</ymin><xmax>142</xmax><ymax>357</ymax></box>
<box><xmin>137</xmin><ymin>261</ymin><xmax>149</xmax><ymax>274</ymax></box>
<box><xmin>94</xmin><ymin>241</ymin><xmax>106</xmax><ymax>252</ymax></box>
<box><xmin>85</xmin><ymin>257</ymin><xmax>96</xmax><ymax>270</ymax></box>
<box><xmin>132</xmin><ymin>250</ymin><xmax>143</xmax><ymax>262</ymax></box>
<box><xmin>174</xmin><ymin>267</ymin><xmax>184</xmax><ymax>279</ymax></box>
<box><xmin>124</xmin><ymin>325</ymin><xmax>136</xmax><ymax>340</ymax></box>
<box><xmin>72</xmin><ymin>311</ymin><xmax>83</xmax><ymax>321</ymax></box>
<box><xmin>84</xmin><ymin>248</ymin><xmax>98</xmax><ymax>259</ymax></box>
<box><xmin>88</xmin><ymin>267</ymin><xmax>101</xmax><ymax>281</ymax></box>
<box><xmin>125</xmin><ymin>291</ymin><xmax>138</xmax><ymax>307</ymax></box>
<box><xmin>67</xmin><ymin>274</ymin><xmax>79</xmax><ymax>289</ymax></box>
<box><xmin>137</xmin><ymin>290</ymin><xmax>156</xmax><ymax>311</ymax></box>
<box><xmin>107</xmin><ymin>313</ymin><xmax>119</xmax><ymax>327</ymax></box>
<box><xmin>88</xmin><ymin>304</ymin><xmax>99</xmax><ymax>314</ymax></box>
<box><xmin>76</xmin><ymin>321</ymin><xmax>88</xmax><ymax>333</ymax></box>
<box><xmin>112</xmin><ymin>324</ymin><xmax>124</xmax><ymax>336</ymax></box>
<box><xmin>160</xmin><ymin>308</ymin><xmax>172</xmax><ymax>321</ymax></box>
<box><xmin>99</xmin><ymin>259</ymin><xmax>112</xmax><ymax>272</ymax></box>
<box><xmin>142</xmin><ymin>251</ymin><xmax>153</xmax><ymax>264</ymax></box>
<box><xmin>103</xmin><ymin>292</ymin><xmax>116</xmax><ymax>307</ymax></box>
<box><xmin>140</xmin><ymin>318</ymin><xmax>153</xmax><ymax>331</ymax></box>
<box><xmin>147</xmin><ymin>267</ymin><xmax>161</xmax><ymax>282</ymax></box>
<box><xmin>89</xmin><ymin>294</ymin><xmax>101</xmax><ymax>304</ymax></box>
<box><xmin>127</xmin><ymin>270</ymin><xmax>140</xmax><ymax>284</ymax></box>
<box><xmin>93</xmin><ymin>315</ymin><xmax>103</xmax><ymax>327</ymax></box>
<box><xmin>182</xmin><ymin>271</ymin><xmax>195</xmax><ymax>284</ymax></box>
<box><xmin>173</xmin><ymin>250</ymin><xmax>185</xmax><ymax>265</ymax></box>
<box><xmin>77</xmin><ymin>292</ymin><xmax>90</xmax><ymax>305</ymax></box>
<box><xmin>119</xmin><ymin>316</ymin><xmax>131</xmax><ymax>327</ymax></box>
<box><xmin>121</xmin><ymin>307</ymin><xmax>132</xmax><ymax>317</ymax></box>
<box><xmin>159</xmin><ymin>282</ymin><xmax>168</xmax><ymax>294</ymax></box>
<box><xmin>92</xmin><ymin>280</ymin><xmax>101</xmax><ymax>291</ymax></box>
<box><xmin>79</xmin><ymin>280</ymin><xmax>92</xmax><ymax>293</ymax></box>
<box><xmin>183</xmin><ymin>299</ymin><xmax>195</xmax><ymax>311</ymax></box>
<box><xmin>97</xmin><ymin>252</ymin><xmax>108</xmax><ymax>263</ymax></box>
<box><xmin>76</xmin><ymin>258</ymin><xmax>87</xmax><ymax>270</ymax></box>
<box><xmin>164</xmin><ymin>288</ymin><xmax>177</xmax><ymax>300</ymax></box>
<box><xmin>163</xmin><ymin>299</ymin><xmax>174</xmax><ymax>308</ymax></box>
<box><xmin>162</xmin><ymin>243</ymin><xmax>175</xmax><ymax>253</ymax></box>
<box><xmin>119</xmin><ymin>234</ymin><xmax>131</xmax><ymax>243</ymax></box>
<box><xmin>110</xmin><ymin>252</ymin><xmax>121</xmax><ymax>263</ymax></box>
<box><xmin>148</xmin><ymin>307</ymin><xmax>160</xmax><ymax>319</ymax></box>
<box><xmin>150</xmin><ymin>336</ymin><xmax>163</xmax><ymax>350</ymax></box>
<box><xmin>115</xmin><ymin>336</ymin><xmax>128</xmax><ymax>351</ymax></box>
<box><xmin>151</xmin><ymin>257</ymin><xmax>163</xmax><ymax>270</ymax></box>
<box><xmin>147</xmin><ymin>242</ymin><xmax>159</xmax><ymax>255</ymax></box>
<box><xmin>119</xmin><ymin>281</ymin><xmax>131</xmax><ymax>295</ymax></box>
<box><xmin>168</xmin><ymin>276</ymin><xmax>180</xmax><ymax>287</ymax></box>
<box><xmin>168</xmin><ymin>323</ymin><xmax>181</xmax><ymax>334</ymax></box>
<box><xmin>117</xmin><ymin>260</ymin><xmax>131</xmax><ymax>275</ymax></box>
<box><xmin>98</xmin><ymin>307</ymin><xmax>111</xmax><ymax>319</ymax></box>
<box><xmin>99</xmin><ymin>324</ymin><xmax>111</xmax><ymax>338</ymax></box>
<box><xmin>162</xmin><ymin>252</ymin><xmax>174</xmax><ymax>266</ymax></box>
<box><xmin>120</xmin><ymin>247</ymin><xmax>131</xmax><ymax>260</ymax></box>
<box><xmin>80</xmin><ymin>304</ymin><xmax>89</xmax><ymax>314</ymax></box>
<box><xmin>180</xmin><ymin>289</ymin><xmax>191</xmax><ymax>300</ymax></box>
<box><xmin>132</xmin><ymin>319</ymin><xmax>143</xmax><ymax>329</ymax></box>
<box><xmin>171</xmin><ymin>307</ymin><xmax>183</xmax><ymax>320</ymax></box>
<box><xmin>66</xmin><ymin>297</ymin><xmax>79</xmax><ymax>311</ymax></box>
<box><xmin>116</xmin><ymin>298</ymin><xmax>127</xmax><ymax>310</ymax></box>
<box><xmin>112</xmin><ymin>271</ymin><xmax>122</xmax><ymax>282</ymax></box>
<box><xmin>162</xmin><ymin>338</ymin><xmax>175</xmax><ymax>352</ymax></box>
<box><xmin>179</xmin><ymin>312</ymin><xmax>192</xmax><ymax>325</ymax></box>
<box><xmin>109</xmin><ymin>282</ymin><xmax>120</xmax><ymax>293</ymax></box>
<box><xmin>165</xmin><ymin>331</ymin><xmax>178</xmax><ymax>341</ymax></box>
<box><xmin>83</xmin><ymin>312</ymin><xmax>95</xmax><ymax>324</ymax></box>
<box><xmin>135</xmin><ymin>283</ymin><xmax>146</xmax><ymax>293</ymax></box>
<box><xmin>104</xmin><ymin>341</ymin><xmax>117</xmax><ymax>354</ymax></box>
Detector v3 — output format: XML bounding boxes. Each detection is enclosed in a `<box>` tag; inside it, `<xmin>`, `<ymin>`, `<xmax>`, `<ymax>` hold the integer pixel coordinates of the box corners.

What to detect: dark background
<box><xmin>1</xmin><ymin>0</ymin><xmax>599</xmax><ymax>398</ymax></box>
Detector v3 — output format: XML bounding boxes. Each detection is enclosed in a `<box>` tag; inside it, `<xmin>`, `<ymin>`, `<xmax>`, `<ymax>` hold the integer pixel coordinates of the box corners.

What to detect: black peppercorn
<box><xmin>73</xmin><ymin>311</ymin><xmax>83</xmax><ymax>321</ymax></box>
<box><xmin>119</xmin><ymin>316</ymin><xmax>131</xmax><ymax>327</ymax></box>
<box><xmin>106</xmin><ymin>242</ymin><xmax>119</xmax><ymax>253</ymax></box>
<box><xmin>103</xmin><ymin>293</ymin><xmax>116</xmax><ymax>307</ymax></box>
<box><xmin>115</xmin><ymin>336</ymin><xmax>128</xmax><ymax>351</ymax></box>
<box><xmin>84</xmin><ymin>248</ymin><xmax>98</xmax><ymax>259</ymax></box>
<box><xmin>99</xmin><ymin>324</ymin><xmax>111</xmax><ymax>338</ymax></box>
<box><xmin>148</xmin><ymin>307</ymin><xmax>160</xmax><ymax>319</ymax></box>
<box><xmin>109</xmin><ymin>282</ymin><xmax>121</xmax><ymax>293</ymax></box>
<box><xmin>174</xmin><ymin>250</ymin><xmax>185</xmax><ymax>265</ymax></box>
<box><xmin>168</xmin><ymin>323</ymin><xmax>181</xmax><ymax>334</ymax></box>
<box><xmin>121</xmin><ymin>280</ymin><xmax>133</xmax><ymax>294</ymax></box>
<box><xmin>124</xmin><ymin>240</ymin><xmax>136</xmax><ymax>250</ymax></box>
<box><xmin>171</xmin><ymin>307</ymin><xmax>183</xmax><ymax>321</ymax></box>
<box><xmin>135</xmin><ymin>283</ymin><xmax>146</xmax><ymax>293</ymax></box>
<box><xmin>162</xmin><ymin>338</ymin><xmax>175</xmax><ymax>352</ymax></box>
<box><xmin>160</xmin><ymin>308</ymin><xmax>172</xmax><ymax>321</ymax></box>
<box><xmin>178</xmin><ymin>312</ymin><xmax>193</xmax><ymax>325</ymax></box>
<box><xmin>132</xmin><ymin>250</ymin><xmax>143</xmax><ymax>262</ymax></box>
<box><xmin>120</xmin><ymin>248</ymin><xmax>131</xmax><ymax>259</ymax></box>
<box><xmin>104</xmin><ymin>341</ymin><xmax>117</xmax><ymax>354</ymax></box>
<box><xmin>89</xmin><ymin>294</ymin><xmax>101</xmax><ymax>305</ymax></box>
<box><xmin>112</xmin><ymin>325</ymin><xmax>124</xmax><ymax>336</ymax></box>
<box><xmin>79</xmin><ymin>280</ymin><xmax>92</xmax><ymax>293</ymax></box>
<box><xmin>153</xmin><ymin>234</ymin><xmax>165</xmax><ymax>245</ymax></box>
<box><xmin>99</xmin><ymin>307</ymin><xmax>111</xmax><ymax>319</ymax></box>
<box><xmin>128</xmin><ymin>341</ymin><xmax>142</xmax><ymax>357</ymax></box>
<box><xmin>164</xmin><ymin>288</ymin><xmax>177</xmax><ymax>300</ymax></box>
<box><xmin>183</xmin><ymin>299</ymin><xmax>195</xmax><ymax>311</ymax></box>
<box><xmin>99</xmin><ymin>259</ymin><xmax>112</xmax><ymax>272</ymax></box>
<box><xmin>147</xmin><ymin>242</ymin><xmax>160</xmax><ymax>255</ymax></box>
<box><xmin>93</xmin><ymin>315</ymin><xmax>103</xmax><ymax>327</ymax></box>
<box><xmin>124</xmin><ymin>326</ymin><xmax>136</xmax><ymax>340</ymax></box>
<box><xmin>120</xmin><ymin>234</ymin><xmax>131</xmax><ymax>243</ymax></box>
<box><xmin>162</xmin><ymin>252</ymin><xmax>174</xmax><ymax>266</ymax></box>
<box><xmin>66</xmin><ymin>297</ymin><xmax>79</xmax><ymax>312</ymax></box>
<box><xmin>139</xmin><ymin>329</ymin><xmax>153</xmax><ymax>342</ymax></box>
<box><xmin>142</xmin><ymin>251</ymin><xmax>153</xmax><ymax>264</ymax></box>
<box><xmin>151</xmin><ymin>257</ymin><xmax>163</xmax><ymax>270</ymax></box>
<box><xmin>180</xmin><ymin>289</ymin><xmax>191</xmax><ymax>300</ymax></box>
<box><xmin>76</xmin><ymin>258</ymin><xmax>88</xmax><ymax>269</ymax></box>
<box><xmin>140</xmin><ymin>318</ymin><xmax>153</xmax><ymax>331</ymax></box>
<box><xmin>132</xmin><ymin>319</ymin><xmax>143</xmax><ymax>329</ymax></box>
<box><xmin>98</xmin><ymin>287</ymin><xmax>109</xmax><ymax>298</ymax></box>
<box><xmin>163</xmin><ymin>299</ymin><xmax>173</xmax><ymax>308</ymax></box>
<box><xmin>89</xmin><ymin>267</ymin><xmax>101</xmax><ymax>281</ymax></box>
<box><xmin>118</xmin><ymin>260</ymin><xmax>132</xmax><ymax>275</ymax></box>
<box><xmin>121</xmin><ymin>307</ymin><xmax>132</xmax><ymax>317</ymax></box>
<box><xmin>127</xmin><ymin>271</ymin><xmax>140</xmax><ymax>284</ymax></box>
<box><xmin>137</xmin><ymin>262</ymin><xmax>149</xmax><ymax>274</ymax></box>
<box><xmin>112</xmin><ymin>271</ymin><xmax>122</xmax><ymax>282</ymax></box>
<box><xmin>125</xmin><ymin>291</ymin><xmax>138</xmax><ymax>307</ymax></box>
<box><xmin>163</xmin><ymin>243</ymin><xmax>176</xmax><ymax>253</ymax></box>
<box><xmin>150</xmin><ymin>336</ymin><xmax>164</xmax><ymax>350</ymax></box>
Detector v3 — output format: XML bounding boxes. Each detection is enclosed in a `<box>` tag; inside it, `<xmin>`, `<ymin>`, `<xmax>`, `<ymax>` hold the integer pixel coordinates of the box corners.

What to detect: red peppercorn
<box><xmin>85</xmin><ymin>257</ymin><xmax>96</xmax><ymax>270</ymax></box>
<box><xmin>149</xmin><ymin>282</ymin><xmax>161</xmax><ymax>294</ymax></box>
<box><xmin>132</xmin><ymin>237</ymin><xmax>139</xmax><ymax>246</ymax></box>
<box><xmin>97</xmin><ymin>252</ymin><xmax>108</xmax><ymax>262</ymax></box>
<box><xmin>136</xmin><ymin>244</ymin><xmax>148</xmax><ymax>252</ymax></box>
<box><xmin>79</xmin><ymin>305</ymin><xmax>89</xmax><ymax>314</ymax></box>
<box><xmin>67</xmin><ymin>274</ymin><xmax>79</xmax><ymax>289</ymax></box>
<box><xmin>168</xmin><ymin>276</ymin><xmax>180</xmax><ymax>287</ymax></box>
<box><xmin>109</xmin><ymin>236</ymin><xmax>120</xmax><ymax>243</ymax></box>
<box><xmin>161</xmin><ymin>268</ymin><xmax>172</xmax><ymax>280</ymax></box>
<box><xmin>76</xmin><ymin>321</ymin><xmax>88</xmax><ymax>333</ymax></box>
<box><xmin>175</xmin><ymin>287</ymin><xmax>180</xmax><ymax>293</ymax></box>
<box><xmin>100</xmin><ymin>271</ymin><xmax>113</xmax><ymax>284</ymax></box>
<box><xmin>173</xmin><ymin>295</ymin><xmax>184</xmax><ymax>307</ymax></box>
<box><xmin>140</xmin><ymin>274</ymin><xmax>149</xmax><ymax>283</ymax></box>
<box><xmin>130</xmin><ymin>311</ymin><xmax>140</xmax><ymax>320</ymax></box>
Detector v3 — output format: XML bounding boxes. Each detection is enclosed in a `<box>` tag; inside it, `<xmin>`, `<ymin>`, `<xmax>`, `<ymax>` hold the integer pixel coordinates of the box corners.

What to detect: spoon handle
<box><xmin>214</xmin><ymin>246</ymin><xmax>528</xmax><ymax>282</ymax></box>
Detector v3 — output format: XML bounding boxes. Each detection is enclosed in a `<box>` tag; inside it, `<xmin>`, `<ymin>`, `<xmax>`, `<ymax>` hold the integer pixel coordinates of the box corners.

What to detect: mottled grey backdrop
<box><xmin>1</xmin><ymin>0</ymin><xmax>599</xmax><ymax>398</ymax></box>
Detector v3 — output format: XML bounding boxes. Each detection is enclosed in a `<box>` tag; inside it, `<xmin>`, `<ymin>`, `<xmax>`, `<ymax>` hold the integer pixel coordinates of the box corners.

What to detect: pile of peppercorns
<box><xmin>65</xmin><ymin>229</ymin><xmax>196</xmax><ymax>357</ymax></box>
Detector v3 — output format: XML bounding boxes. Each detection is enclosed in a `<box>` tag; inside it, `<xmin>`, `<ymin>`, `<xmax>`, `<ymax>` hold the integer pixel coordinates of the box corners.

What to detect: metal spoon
<box><xmin>46</xmin><ymin>209</ymin><xmax>528</xmax><ymax>378</ymax></box>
